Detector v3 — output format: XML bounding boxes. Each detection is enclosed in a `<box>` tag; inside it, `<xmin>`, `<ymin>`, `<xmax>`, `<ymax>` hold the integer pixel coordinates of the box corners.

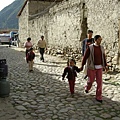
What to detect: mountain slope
<box><xmin>0</xmin><ymin>0</ymin><xmax>24</xmax><ymax>29</ymax></box>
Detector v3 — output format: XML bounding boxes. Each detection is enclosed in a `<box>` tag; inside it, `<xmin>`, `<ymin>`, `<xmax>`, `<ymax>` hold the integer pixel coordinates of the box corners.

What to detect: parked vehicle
<box><xmin>10</xmin><ymin>31</ymin><xmax>19</xmax><ymax>46</ymax></box>
<box><xmin>0</xmin><ymin>34</ymin><xmax>10</xmax><ymax>44</ymax></box>
<box><xmin>11</xmin><ymin>33</ymin><xmax>19</xmax><ymax>46</ymax></box>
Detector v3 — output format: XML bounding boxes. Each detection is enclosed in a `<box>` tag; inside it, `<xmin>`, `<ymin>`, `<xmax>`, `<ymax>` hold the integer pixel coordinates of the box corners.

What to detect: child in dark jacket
<box><xmin>62</xmin><ymin>58</ymin><xmax>80</xmax><ymax>96</ymax></box>
<box><xmin>26</xmin><ymin>48</ymin><xmax>35</xmax><ymax>72</ymax></box>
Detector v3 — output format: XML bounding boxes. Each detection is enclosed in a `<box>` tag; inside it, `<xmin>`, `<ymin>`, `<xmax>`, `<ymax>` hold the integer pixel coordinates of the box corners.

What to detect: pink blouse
<box><xmin>24</xmin><ymin>41</ymin><xmax>33</xmax><ymax>50</ymax></box>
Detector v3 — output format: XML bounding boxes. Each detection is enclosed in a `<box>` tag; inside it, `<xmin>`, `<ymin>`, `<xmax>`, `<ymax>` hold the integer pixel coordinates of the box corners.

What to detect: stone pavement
<box><xmin>0</xmin><ymin>45</ymin><xmax>120</xmax><ymax>120</ymax></box>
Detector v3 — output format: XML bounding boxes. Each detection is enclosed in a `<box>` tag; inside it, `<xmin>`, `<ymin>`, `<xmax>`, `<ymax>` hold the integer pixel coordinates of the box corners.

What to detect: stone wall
<box><xmin>48</xmin><ymin>0</ymin><xmax>83</xmax><ymax>48</ymax></box>
<box><xmin>46</xmin><ymin>0</ymin><xmax>84</xmax><ymax>59</ymax></box>
<box><xmin>18</xmin><ymin>2</ymin><xmax>29</xmax><ymax>45</ymax></box>
<box><xmin>85</xmin><ymin>0</ymin><xmax>120</xmax><ymax>69</ymax></box>
<box><xmin>18</xmin><ymin>0</ymin><xmax>120</xmax><ymax>70</ymax></box>
<box><xmin>18</xmin><ymin>0</ymin><xmax>56</xmax><ymax>45</ymax></box>
<box><xmin>19</xmin><ymin>0</ymin><xmax>84</xmax><ymax>59</ymax></box>
<box><xmin>27</xmin><ymin>0</ymin><xmax>84</xmax><ymax>48</ymax></box>
<box><xmin>28</xmin><ymin>14</ymin><xmax>49</xmax><ymax>43</ymax></box>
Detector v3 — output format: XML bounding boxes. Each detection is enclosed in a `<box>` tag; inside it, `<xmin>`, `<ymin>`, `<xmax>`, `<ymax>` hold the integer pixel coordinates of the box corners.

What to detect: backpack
<box><xmin>26</xmin><ymin>51</ymin><xmax>35</xmax><ymax>61</ymax></box>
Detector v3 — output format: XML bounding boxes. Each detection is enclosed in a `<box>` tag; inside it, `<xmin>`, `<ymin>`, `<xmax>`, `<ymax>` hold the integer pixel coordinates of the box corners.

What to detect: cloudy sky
<box><xmin>0</xmin><ymin>0</ymin><xmax>15</xmax><ymax>11</ymax></box>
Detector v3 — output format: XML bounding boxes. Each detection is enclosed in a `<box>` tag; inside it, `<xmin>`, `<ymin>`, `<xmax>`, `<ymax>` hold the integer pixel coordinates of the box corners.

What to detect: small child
<box><xmin>26</xmin><ymin>47</ymin><xmax>35</xmax><ymax>72</ymax></box>
<box><xmin>62</xmin><ymin>58</ymin><xmax>80</xmax><ymax>96</ymax></box>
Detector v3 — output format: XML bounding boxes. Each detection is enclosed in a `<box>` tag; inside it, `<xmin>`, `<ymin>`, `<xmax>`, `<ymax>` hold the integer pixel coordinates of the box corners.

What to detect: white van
<box><xmin>0</xmin><ymin>34</ymin><xmax>10</xmax><ymax>44</ymax></box>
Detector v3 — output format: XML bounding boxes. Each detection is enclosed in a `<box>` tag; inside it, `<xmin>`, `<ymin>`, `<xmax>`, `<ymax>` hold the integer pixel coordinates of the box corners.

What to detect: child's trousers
<box><xmin>68</xmin><ymin>79</ymin><xmax>75</xmax><ymax>94</ymax></box>
<box><xmin>28</xmin><ymin>61</ymin><xmax>34</xmax><ymax>70</ymax></box>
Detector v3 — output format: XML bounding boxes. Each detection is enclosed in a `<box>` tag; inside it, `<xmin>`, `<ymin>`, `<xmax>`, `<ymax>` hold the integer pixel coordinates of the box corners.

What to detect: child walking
<box><xmin>26</xmin><ymin>48</ymin><xmax>35</xmax><ymax>72</ymax></box>
<box><xmin>62</xmin><ymin>58</ymin><xmax>80</xmax><ymax>96</ymax></box>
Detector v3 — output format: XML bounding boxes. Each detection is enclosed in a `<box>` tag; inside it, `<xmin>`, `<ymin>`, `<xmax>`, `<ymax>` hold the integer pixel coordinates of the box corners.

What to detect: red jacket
<box><xmin>26</xmin><ymin>51</ymin><xmax>35</xmax><ymax>61</ymax></box>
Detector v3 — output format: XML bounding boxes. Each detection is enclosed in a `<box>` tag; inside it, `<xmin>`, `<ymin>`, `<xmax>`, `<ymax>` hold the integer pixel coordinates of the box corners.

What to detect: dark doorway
<box><xmin>80</xmin><ymin>3</ymin><xmax>88</xmax><ymax>42</ymax></box>
<box><xmin>80</xmin><ymin>18</ymin><xmax>88</xmax><ymax>41</ymax></box>
<box><xmin>117</xmin><ymin>20</ymin><xmax>120</xmax><ymax>65</ymax></box>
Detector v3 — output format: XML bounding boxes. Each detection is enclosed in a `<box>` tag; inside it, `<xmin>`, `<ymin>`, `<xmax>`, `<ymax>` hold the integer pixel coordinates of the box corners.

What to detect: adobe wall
<box><xmin>18</xmin><ymin>0</ymin><xmax>55</xmax><ymax>45</ymax></box>
<box><xmin>47</xmin><ymin>0</ymin><xmax>83</xmax><ymax>48</ymax></box>
<box><xmin>28</xmin><ymin>14</ymin><xmax>49</xmax><ymax>43</ymax></box>
<box><xmin>86</xmin><ymin>0</ymin><xmax>120</xmax><ymax>66</ymax></box>
<box><xmin>27</xmin><ymin>0</ymin><xmax>84</xmax><ymax>59</ymax></box>
<box><xmin>18</xmin><ymin>2</ymin><xmax>29</xmax><ymax>45</ymax></box>
<box><xmin>18</xmin><ymin>0</ymin><xmax>120</xmax><ymax>69</ymax></box>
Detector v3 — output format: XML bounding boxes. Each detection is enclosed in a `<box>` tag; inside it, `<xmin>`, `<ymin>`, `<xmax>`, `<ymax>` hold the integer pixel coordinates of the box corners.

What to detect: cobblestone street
<box><xmin>0</xmin><ymin>45</ymin><xmax>120</xmax><ymax>120</ymax></box>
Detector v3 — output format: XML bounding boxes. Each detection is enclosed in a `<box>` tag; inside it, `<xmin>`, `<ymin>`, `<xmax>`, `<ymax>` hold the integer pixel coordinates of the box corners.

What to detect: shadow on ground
<box><xmin>0</xmin><ymin>47</ymin><xmax>120</xmax><ymax>120</ymax></box>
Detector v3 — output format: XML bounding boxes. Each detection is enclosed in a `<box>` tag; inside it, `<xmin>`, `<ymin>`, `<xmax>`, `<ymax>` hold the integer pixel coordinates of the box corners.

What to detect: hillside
<box><xmin>0</xmin><ymin>0</ymin><xmax>24</xmax><ymax>29</ymax></box>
